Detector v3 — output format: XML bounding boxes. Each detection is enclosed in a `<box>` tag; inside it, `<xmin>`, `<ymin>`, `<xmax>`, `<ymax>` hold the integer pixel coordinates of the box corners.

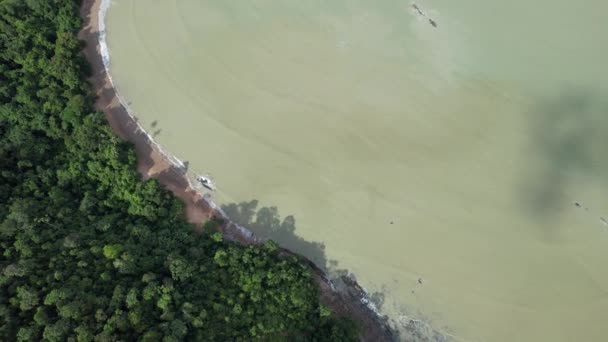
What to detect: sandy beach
<box><xmin>78</xmin><ymin>0</ymin><xmax>396</xmax><ymax>340</ymax></box>
<box><xmin>78</xmin><ymin>0</ymin><xmax>217</xmax><ymax>228</ymax></box>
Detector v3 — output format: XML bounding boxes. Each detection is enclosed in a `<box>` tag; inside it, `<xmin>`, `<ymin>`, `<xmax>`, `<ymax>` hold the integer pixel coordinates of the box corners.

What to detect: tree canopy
<box><xmin>0</xmin><ymin>0</ymin><xmax>358</xmax><ymax>340</ymax></box>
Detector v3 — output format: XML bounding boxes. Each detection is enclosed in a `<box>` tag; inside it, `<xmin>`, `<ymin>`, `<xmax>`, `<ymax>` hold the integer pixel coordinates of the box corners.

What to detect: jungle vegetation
<box><xmin>0</xmin><ymin>0</ymin><xmax>358</xmax><ymax>340</ymax></box>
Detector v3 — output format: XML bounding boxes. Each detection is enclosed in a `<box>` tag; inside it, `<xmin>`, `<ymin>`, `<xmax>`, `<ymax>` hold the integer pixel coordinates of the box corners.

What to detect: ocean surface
<box><xmin>106</xmin><ymin>1</ymin><xmax>608</xmax><ymax>340</ymax></box>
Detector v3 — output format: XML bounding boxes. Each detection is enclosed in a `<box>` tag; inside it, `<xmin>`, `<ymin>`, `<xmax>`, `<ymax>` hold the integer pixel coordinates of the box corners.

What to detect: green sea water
<box><xmin>106</xmin><ymin>1</ymin><xmax>608</xmax><ymax>340</ymax></box>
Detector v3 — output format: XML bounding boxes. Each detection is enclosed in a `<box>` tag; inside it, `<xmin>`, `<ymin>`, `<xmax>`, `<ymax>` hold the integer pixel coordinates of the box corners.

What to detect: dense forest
<box><xmin>0</xmin><ymin>0</ymin><xmax>358</xmax><ymax>340</ymax></box>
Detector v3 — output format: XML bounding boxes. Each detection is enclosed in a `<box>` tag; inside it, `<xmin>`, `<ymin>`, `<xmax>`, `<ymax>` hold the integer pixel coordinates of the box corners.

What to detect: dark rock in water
<box><xmin>418</xmin><ymin>277</ymin><xmax>423</xmax><ymax>284</ymax></box>
<box><xmin>412</xmin><ymin>3</ymin><xmax>423</xmax><ymax>16</ymax></box>
<box><xmin>574</xmin><ymin>202</ymin><xmax>581</xmax><ymax>207</ymax></box>
<box><xmin>412</xmin><ymin>3</ymin><xmax>437</xmax><ymax>28</ymax></box>
<box><xmin>390</xmin><ymin>221</ymin><xmax>394</xmax><ymax>225</ymax></box>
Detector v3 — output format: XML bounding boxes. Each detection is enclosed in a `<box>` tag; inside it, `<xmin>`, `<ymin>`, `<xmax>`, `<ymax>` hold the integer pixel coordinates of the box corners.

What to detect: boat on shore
<box><xmin>197</xmin><ymin>175</ymin><xmax>216</xmax><ymax>191</ymax></box>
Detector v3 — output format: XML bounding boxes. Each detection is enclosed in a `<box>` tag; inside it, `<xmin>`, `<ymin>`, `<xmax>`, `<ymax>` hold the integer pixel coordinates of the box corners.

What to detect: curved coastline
<box><xmin>94</xmin><ymin>0</ymin><xmax>256</xmax><ymax>242</ymax></box>
<box><xmin>79</xmin><ymin>0</ymin><xmax>397</xmax><ymax>340</ymax></box>
<box><xmin>96</xmin><ymin>0</ymin><xmax>187</xmax><ymax>174</ymax></box>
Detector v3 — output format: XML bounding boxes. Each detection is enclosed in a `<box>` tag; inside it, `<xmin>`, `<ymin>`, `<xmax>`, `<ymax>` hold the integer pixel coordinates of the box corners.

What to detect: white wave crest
<box><xmin>97</xmin><ymin>0</ymin><xmax>257</xmax><ymax>242</ymax></box>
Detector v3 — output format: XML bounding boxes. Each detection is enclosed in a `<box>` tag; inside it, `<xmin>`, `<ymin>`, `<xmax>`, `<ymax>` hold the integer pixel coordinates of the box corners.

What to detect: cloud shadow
<box><xmin>520</xmin><ymin>88</ymin><xmax>608</xmax><ymax>228</ymax></box>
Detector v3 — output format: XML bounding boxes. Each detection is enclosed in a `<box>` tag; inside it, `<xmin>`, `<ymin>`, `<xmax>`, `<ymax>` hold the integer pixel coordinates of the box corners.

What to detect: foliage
<box><xmin>0</xmin><ymin>0</ymin><xmax>358</xmax><ymax>340</ymax></box>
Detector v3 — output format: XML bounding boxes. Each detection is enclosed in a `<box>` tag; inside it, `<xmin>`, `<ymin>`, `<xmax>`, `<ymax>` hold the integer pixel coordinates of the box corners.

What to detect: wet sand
<box><xmin>78</xmin><ymin>0</ymin><xmax>396</xmax><ymax>340</ymax></box>
<box><xmin>78</xmin><ymin>0</ymin><xmax>213</xmax><ymax>227</ymax></box>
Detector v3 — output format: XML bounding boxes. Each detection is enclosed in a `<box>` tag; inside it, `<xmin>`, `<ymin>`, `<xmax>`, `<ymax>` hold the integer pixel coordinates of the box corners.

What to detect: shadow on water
<box><xmin>149</xmin><ymin>120</ymin><xmax>162</xmax><ymax>138</ymax></box>
<box><xmin>522</xmin><ymin>88</ymin><xmax>608</xmax><ymax>225</ymax></box>
<box><xmin>94</xmin><ymin>67</ymin><xmax>451</xmax><ymax>341</ymax></box>
<box><xmin>221</xmin><ymin>200</ymin><xmax>329</xmax><ymax>269</ymax></box>
<box><xmin>220</xmin><ymin>200</ymin><xmax>459</xmax><ymax>341</ymax></box>
<box><xmin>220</xmin><ymin>200</ymin><xmax>409</xmax><ymax>340</ymax></box>
<box><xmin>219</xmin><ymin>200</ymin><xmax>394</xmax><ymax>292</ymax></box>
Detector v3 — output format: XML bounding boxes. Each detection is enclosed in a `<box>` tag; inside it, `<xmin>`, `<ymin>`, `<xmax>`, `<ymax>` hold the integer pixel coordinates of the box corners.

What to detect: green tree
<box><xmin>0</xmin><ymin>0</ymin><xmax>360</xmax><ymax>340</ymax></box>
<box><xmin>103</xmin><ymin>244</ymin><xmax>123</xmax><ymax>260</ymax></box>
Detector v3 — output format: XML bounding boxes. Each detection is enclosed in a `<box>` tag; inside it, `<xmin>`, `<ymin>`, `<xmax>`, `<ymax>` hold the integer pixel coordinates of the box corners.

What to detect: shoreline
<box><xmin>78</xmin><ymin>0</ymin><xmax>397</xmax><ymax>340</ymax></box>
<box><xmin>80</xmin><ymin>0</ymin><xmax>217</xmax><ymax>228</ymax></box>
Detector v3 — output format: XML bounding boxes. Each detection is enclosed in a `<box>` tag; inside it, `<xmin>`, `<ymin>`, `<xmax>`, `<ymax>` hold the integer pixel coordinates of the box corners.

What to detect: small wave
<box><xmin>98</xmin><ymin>1</ymin><xmax>183</xmax><ymax>168</ymax></box>
<box><xmin>97</xmin><ymin>0</ymin><xmax>238</xmax><ymax>217</ymax></box>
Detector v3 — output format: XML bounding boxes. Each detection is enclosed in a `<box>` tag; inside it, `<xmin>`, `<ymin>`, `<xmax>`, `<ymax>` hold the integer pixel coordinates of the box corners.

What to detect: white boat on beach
<box><xmin>197</xmin><ymin>175</ymin><xmax>216</xmax><ymax>191</ymax></box>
